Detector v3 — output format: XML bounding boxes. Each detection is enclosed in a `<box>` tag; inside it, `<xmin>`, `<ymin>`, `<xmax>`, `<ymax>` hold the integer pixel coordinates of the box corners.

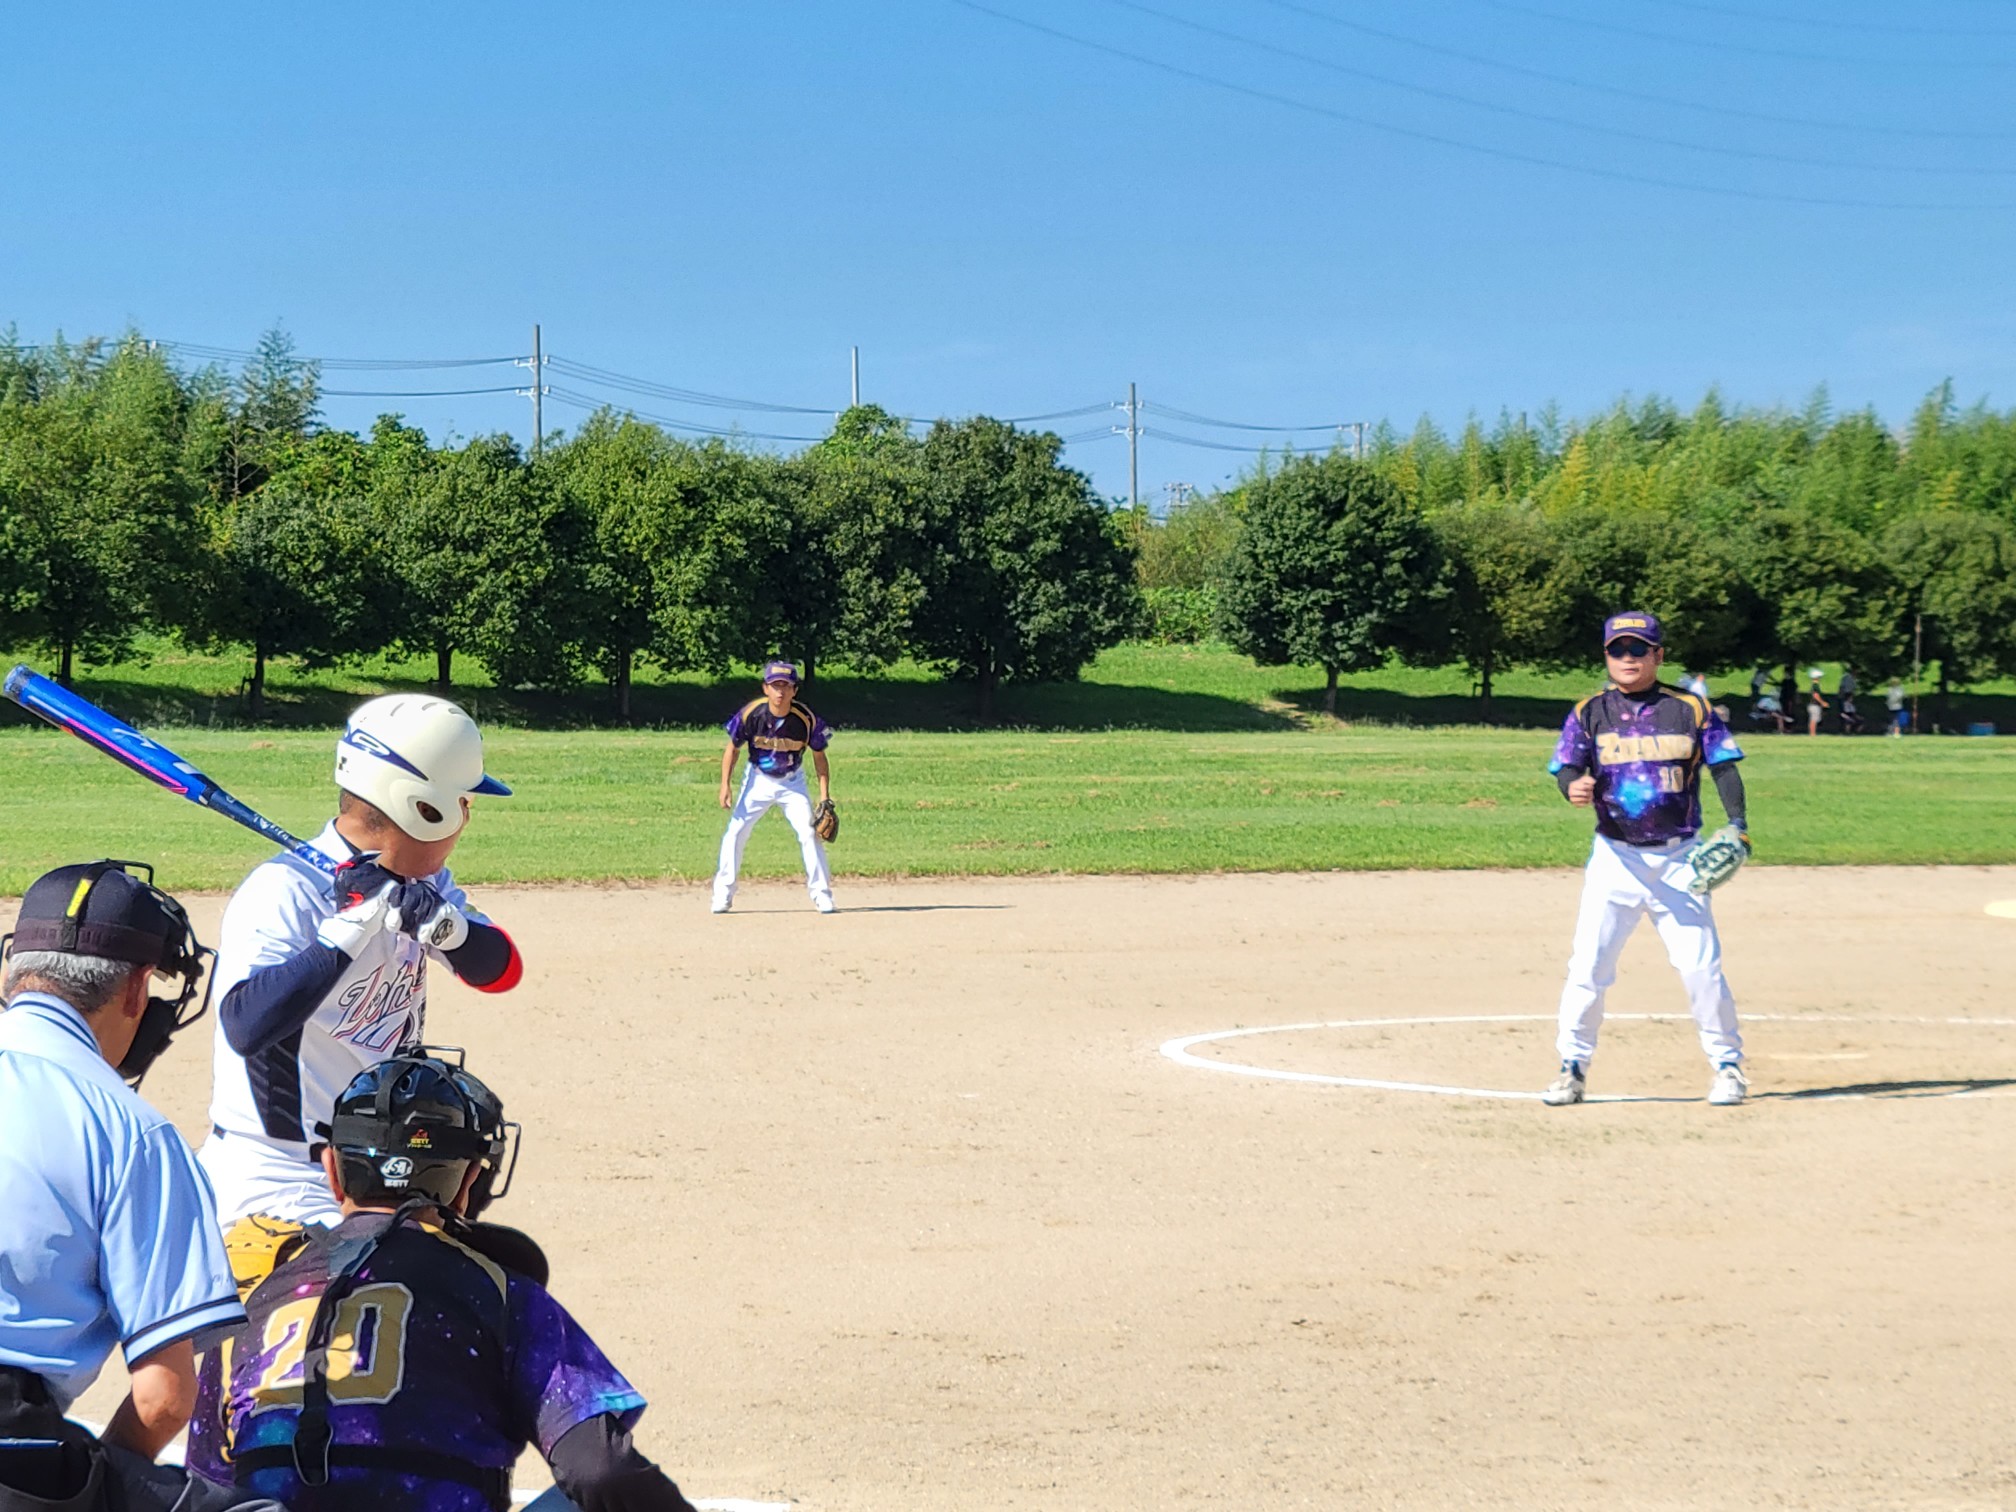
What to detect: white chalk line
<box><xmin>1160</xmin><ymin>1012</ymin><xmax>2016</xmax><ymax>1103</ymax></box>
<box><xmin>69</xmin><ymin>1419</ymin><xmax>786</xmax><ymax>1510</ymax></box>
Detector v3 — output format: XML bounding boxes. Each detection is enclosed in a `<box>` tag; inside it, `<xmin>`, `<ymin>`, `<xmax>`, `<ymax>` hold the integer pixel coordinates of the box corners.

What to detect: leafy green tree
<box><xmin>1434</xmin><ymin>496</ymin><xmax>1574</xmax><ymax>717</ymax></box>
<box><xmin>1883</xmin><ymin>511</ymin><xmax>2016</xmax><ymax>690</ymax></box>
<box><xmin>912</xmin><ymin>417</ymin><xmax>1139</xmax><ymax>718</ymax></box>
<box><xmin>375</xmin><ymin>431</ymin><xmax>585</xmax><ymax>691</ymax></box>
<box><xmin>0</xmin><ymin>337</ymin><xmax>201</xmax><ymax>683</ymax></box>
<box><xmin>185</xmin><ymin>483</ymin><xmax>390</xmax><ymax>717</ymax></box>
<box><xmin>1219</xmin><ymin>452</ymin><xmax>1446</xmax><ymax>716</ymax></box>
<box><xmin>538</xmin><ymin>412</ymin><xmax>675</xmax><ymax>719</ymax></box>
<box><xmin>782</xmin><ymin>405</ymin><xmax>931</xmax><ymax>677</ymax></box>
<box><xmin>1738</xmin><ymin>506</ymin><xmax>1903</xmax><ymax>674</ymax></box>
<box><xmin>1550</xmin><ymin>505</ymin><xmax>1756</xmax><ymax>674</ymax></box>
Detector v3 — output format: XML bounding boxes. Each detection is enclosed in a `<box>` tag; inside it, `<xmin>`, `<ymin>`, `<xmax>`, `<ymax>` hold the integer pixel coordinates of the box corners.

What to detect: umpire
<box><xmin>0</xmin><ymin>861</ymin><xmax>279</xmax><ymax>1512</ymax></box>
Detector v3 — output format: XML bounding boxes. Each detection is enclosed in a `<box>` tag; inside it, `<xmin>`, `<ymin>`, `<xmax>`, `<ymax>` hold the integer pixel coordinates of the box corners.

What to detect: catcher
<box><xmin>188</xmin><ymin>1051</ymin><xmax>699</xmax><ymax>1512</ymax></box>
<box><xmin>1542</xmin><ymin>612</ymin><xmax>1753</xmax><ymax>1107</ymax></box>
<box><xmin>711</xmin><ymin>661</ymin><xmax>837</xmax><ymax>914</ymax></box>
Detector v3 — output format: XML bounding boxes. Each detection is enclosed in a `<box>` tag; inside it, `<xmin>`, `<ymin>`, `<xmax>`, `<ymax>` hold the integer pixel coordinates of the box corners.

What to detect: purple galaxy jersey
<box><xmin>1549</xmin><ymin>684</ymin><xmax>1742</xmax><ymax>847</ymax></box>
<box><xmin>198</xmin><ymin>1215</ymin><xmax>644</xmax><ymax>1512</ymax></box>
<box><xmin>725</xmin><ymin>698</ymin><xmax>830</xmax><ymax>779</ymax></box>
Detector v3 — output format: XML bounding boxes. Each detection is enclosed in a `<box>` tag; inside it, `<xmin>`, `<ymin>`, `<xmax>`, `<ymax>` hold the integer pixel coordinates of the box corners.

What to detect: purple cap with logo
<box><xmin>1601</xmin><ymin>611</ymin><xmax>1663</xmax><ymax>649</ymax></box>
<box><xmin>761</xmin><ymin>660</ymin><xmax>800</xmax><ymax>685</ymax></box>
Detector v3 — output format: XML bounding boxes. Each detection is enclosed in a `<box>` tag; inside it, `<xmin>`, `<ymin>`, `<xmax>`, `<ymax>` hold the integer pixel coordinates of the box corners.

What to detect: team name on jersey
<box><xmin>331</xmin><ymin>958</ymin><xmax>425</xmax><ymax>1053</ymax></box>
<box><xmin>1595</xmin><ymin>732</ymin><xmax>1698</xmax><ymax>764</ymax></box>
<box><xmin>750</xmin><ymin>734</ymin><xmax>807</xmax><ymax>752</ymax></box>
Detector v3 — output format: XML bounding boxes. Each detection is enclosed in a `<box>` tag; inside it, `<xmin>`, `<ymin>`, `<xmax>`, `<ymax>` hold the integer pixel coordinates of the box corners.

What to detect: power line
<box><xmin>1636</xmin><ymin>0</ymin><xmax>2016</xmax><ymax>38</ymax></box>
<box><xmin>1255</xmin><ymin>0</ymin><xmax>2016</xmax><ymax>140</ymax></box>
<box><xmin>1144</xmin><ymin>426</ymin><xmax>1342</xmax><ymax>455</ymax></box>
<box><xmin>321</xmin><ymin>385</ymin><xmax>524</xmax><ymax>397</ymax></box>
<box><xmin>1145</xmin><ymin>400</ymin><xmax>1356</xmax><ymax>433</ymax></box>
<box><xmin>543</xmin><ymin>386</ymin><xmax>832</xmax><ymax>443</ymax></box>
<box><xmin>543</xmin><ymin>355</ymin><xmax>836</xmax><ymax>415</ymax></box>
<box><xmin>161</xmin><ymin>340</ymin><xmax>520</xmax><ymax>372</ymax></box>
<box><xmin>1098</xmin><ymin>0</ymin><xmax>2016</xmax><ymax>176</ymax></box>
<box><xmin>1468</xmin><ymin>0</ymin><xmax>2015</xmax><ymax>66</ymax></box>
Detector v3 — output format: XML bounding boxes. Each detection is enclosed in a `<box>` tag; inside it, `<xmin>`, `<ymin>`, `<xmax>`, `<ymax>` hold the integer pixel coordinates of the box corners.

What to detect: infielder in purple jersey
<box><xmin>189</xmin><ymin>1053</ymin><xmax>697</xmax><ymax>1512</ymax></box>
<box><xmin>712</xmin><ymin>660</ymin><xmax>835</xmax><ymax>914</ymax></box>
<box><xmin>1542</xmin><ymin>612</ymin><xmax>1752</xmax><ymax>1107</ymax></box>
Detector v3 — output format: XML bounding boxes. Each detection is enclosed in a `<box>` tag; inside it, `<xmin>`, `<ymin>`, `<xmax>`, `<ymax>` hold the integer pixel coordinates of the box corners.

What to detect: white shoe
<box><xmin>711</xmin><ymin>898</ymin><xmax>731</xmax><ymax>914</ymax></box>
<box><xmin>1541</xmin><ymin>1062</ymin><xmax>1586</xmax><ymax>1106</ymax></box>
<box><xmin>1709</xmin><ymin>1063</ymin><xmax>1748</xmax><ymax>1106</ymax></box>
<box><xmin>813</xmin><ymin>896</ymin><xmax>836</xmax><ymax>914</ymax></box>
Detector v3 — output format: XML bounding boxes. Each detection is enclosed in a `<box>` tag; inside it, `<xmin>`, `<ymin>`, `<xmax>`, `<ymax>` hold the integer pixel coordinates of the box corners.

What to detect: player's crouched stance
<box><xmin>0</xmin><ymin>863</ymin><xmax>281</xmax><ymax>1512</ymax></box>
<box><xmin>1543</xmin><ymin>613</ymin><xmax>1754</xmax><ymax>1108</ymax></box>
<box><xmin>188</xmin><ymin>1052</ymin><xmax>698</xmax><ymax>1512</ymax></box>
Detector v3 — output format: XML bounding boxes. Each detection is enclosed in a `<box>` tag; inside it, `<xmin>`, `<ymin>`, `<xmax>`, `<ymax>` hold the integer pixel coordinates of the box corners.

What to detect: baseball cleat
<box><xmin>813</xmin><ymin>896</ymin><xmax>836</xmax><ymax>914</ymax></box>
<box><xmin>711</xmin><ymin>899</ymin><xmax>731</xmax><ymax>914</ymax></box>
<box><xmin>1541</xmin><ymin>1062</ymin><xmax>1586</xmax><ymax>1106</ymax></box>
<box><xmin>1708</xmin><ymin>1063</ymin><xmax>1748</xmax><ymax>1106</ymax></box>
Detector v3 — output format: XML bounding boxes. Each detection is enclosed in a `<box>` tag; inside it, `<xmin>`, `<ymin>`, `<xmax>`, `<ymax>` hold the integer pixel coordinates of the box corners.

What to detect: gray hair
<box><xmin>2</xmin><ymin>951</ymin><xmax>140</xmax><ymax>1014</ymax></box>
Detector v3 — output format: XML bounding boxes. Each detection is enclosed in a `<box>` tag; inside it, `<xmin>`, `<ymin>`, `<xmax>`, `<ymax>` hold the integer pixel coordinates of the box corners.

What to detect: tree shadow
<box><xmin>1</xmin><ymin>667</ymin><xmax>1302</xmax><ymax>734</ymax></box>
<box><xmin>1271</xmin><ymin>684</ymin><xmax>1569</xmax><ymax>729</ymax></box>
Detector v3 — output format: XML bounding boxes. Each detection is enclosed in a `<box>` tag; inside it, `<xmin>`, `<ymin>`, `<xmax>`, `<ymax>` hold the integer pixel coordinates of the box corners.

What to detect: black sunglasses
<box><xmin>1605</xmin><ymin>638</ymin><xmax>1655</xmax><ymax>659</ymax></box>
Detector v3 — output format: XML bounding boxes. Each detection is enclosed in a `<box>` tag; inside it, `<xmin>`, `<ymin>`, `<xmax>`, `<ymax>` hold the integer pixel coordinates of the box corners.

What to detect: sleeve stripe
<box><xmin>123</xmin><ymin>1295</ymin><xmax>246</xmax><ymax>1362</ymax></box>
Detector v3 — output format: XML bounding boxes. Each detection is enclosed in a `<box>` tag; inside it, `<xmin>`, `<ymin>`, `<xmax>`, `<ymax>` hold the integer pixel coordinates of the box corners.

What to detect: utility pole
<box><xmin>1352</xmin><ymin>420</ymin><xmax>1365</xmax><ymax>461</ymax></box>
<box><xmin>850</xmin><ymin>345</ymin><xmax>860</xmax><ymax>408</ymax></box>
<box><xmin>517</xmin><ymin>325</ymin><xmax>546</xmax><ymax>457</ymax></box>
<box><xmin>1126</xmin><ymin>381</ymin><xmax>1140</xmax><ymax>513</ymax></box>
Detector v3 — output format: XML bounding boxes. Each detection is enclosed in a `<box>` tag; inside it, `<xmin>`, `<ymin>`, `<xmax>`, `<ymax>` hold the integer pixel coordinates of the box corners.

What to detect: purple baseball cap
<box><xmin>761</xmin><ymin>660</ymin><xmax>800</xmax><ymax>684</ymax></box>
<box><xmin>1602</xmin><ymin>611</ymin><xmax>1663</xmax><ymax>649</ymax></box>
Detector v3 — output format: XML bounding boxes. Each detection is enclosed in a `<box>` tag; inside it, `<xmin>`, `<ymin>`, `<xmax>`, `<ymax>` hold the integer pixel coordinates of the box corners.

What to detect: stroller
<box><xmin>1837</xmin><ymin>694</ymin><xmax>1865</xmax><ymax>735</ymax></box>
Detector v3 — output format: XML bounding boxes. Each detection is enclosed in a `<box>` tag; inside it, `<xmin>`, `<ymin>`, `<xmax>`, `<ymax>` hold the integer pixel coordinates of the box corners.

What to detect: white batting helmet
<box><xmin>334</xmin><ymin>695</ymin><xmax>511</xmax><ymax>842</ymax></box>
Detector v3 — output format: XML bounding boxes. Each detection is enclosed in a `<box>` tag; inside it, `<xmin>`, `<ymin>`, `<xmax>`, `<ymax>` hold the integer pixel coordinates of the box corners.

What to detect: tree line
<box><xmin>1144</xmin><ymin>390</ymin><xmax>2016</xmax><ymax>715</ymax></box>
<box><xmin>6</xmin><ymin>329</ymin><xmax>2014</xmax><ymax>725</ymax></box>
<box><xmin>0</xmin><ymin>332</ymin><xmax>1136</xmax><ymax>719</ymax></box>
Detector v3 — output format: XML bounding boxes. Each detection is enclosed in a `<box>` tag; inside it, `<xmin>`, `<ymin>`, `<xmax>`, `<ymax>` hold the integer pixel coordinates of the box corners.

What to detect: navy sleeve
<box><xmin>220</xmin><ymin>944</ymin><xmax>349</xmax><ymax>1057</ymax></box>
<box><xmin>1710</xmin><ymin>761</ymin><xmax>1748</xmax><ymax>829</ymax></box>
<box><xmin>444</xmin><ymin>921</ymin><xmax>514</xmax><ymax>987</ymax></box>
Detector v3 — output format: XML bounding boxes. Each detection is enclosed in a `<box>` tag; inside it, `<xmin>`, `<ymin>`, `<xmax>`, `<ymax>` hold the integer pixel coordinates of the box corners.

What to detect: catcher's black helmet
<box><xmin>320</xmin><ymin>1049</ymin><xmax>506</xmax><ymax>1208</ymax></box>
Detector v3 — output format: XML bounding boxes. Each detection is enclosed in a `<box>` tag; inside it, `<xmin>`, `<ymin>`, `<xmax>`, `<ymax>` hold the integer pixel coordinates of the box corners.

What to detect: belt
<box><xmin>231</xmin><ymin>1445</ymin><xmax>512</xmax><ymax>1509</ymax></box>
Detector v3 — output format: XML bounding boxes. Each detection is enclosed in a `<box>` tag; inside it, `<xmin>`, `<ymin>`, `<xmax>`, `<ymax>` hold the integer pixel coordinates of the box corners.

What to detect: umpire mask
<box><xmin>2</xmin><ymin>860</ymin><xmax>214</xmax><ymax>1087</ymax></box>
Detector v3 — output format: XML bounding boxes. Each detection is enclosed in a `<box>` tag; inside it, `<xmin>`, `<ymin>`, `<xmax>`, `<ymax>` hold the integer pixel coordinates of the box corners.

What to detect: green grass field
<box><xmin>4</xmin><ymin>718</ymin><xmax>2010</xmax><ymax>893</ymax></box>
<box><xmin>6</xmin><ymin>640</ymin><xmax>2011</xmax><ymax>891</ymax></box>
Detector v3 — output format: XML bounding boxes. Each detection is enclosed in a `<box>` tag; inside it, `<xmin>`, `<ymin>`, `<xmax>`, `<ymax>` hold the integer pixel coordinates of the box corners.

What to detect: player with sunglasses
<box><xmin>1543</xmin><ymin>612</ymin><xmax>1753</xmax><ymax>1107</ymax></box>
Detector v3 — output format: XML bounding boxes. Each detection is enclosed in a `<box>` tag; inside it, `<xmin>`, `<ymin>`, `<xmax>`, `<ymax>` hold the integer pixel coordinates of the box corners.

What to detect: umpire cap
<box><xmin>5</xmin><ymin>860</ymin><xmax>198</xmax><ymax>971</ymax></box>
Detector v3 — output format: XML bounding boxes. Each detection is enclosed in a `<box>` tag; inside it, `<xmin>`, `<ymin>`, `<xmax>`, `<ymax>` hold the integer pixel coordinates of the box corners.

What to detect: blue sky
<box><xmin>4</xmin><ymin>0</ymin><xmax>2012</xmax><ymax>505</ymax></box>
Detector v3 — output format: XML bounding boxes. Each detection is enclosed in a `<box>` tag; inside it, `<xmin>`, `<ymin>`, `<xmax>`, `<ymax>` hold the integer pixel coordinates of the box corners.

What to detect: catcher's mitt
<box><xmin>812</xmin><ymin>798</ymin><xmax>839</xmax><ymax>843</ymax></box>
<box><xmin>1685</xmin><ymin>824</ymin><xmax>1750</xmax><ymax>896</ymax></box>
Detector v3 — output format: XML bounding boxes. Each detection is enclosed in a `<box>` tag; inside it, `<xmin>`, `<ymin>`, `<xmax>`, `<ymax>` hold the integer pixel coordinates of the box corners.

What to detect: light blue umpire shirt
<box><xmin>0</xmin><ymin>991</ymin><xmax>244</xmax><ymax>1410</ymax></box>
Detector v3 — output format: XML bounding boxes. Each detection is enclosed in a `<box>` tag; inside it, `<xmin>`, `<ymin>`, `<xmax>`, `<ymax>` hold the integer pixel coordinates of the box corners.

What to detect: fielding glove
<box><xmin>1685</xmin><ymin>824</ymin><xmax>1751</xmax><ymax>896</ymax></box>
<box><xmin>812</xmin><ymin>799</ymin><xmax>839</xmax><ymax>843</ymax></box>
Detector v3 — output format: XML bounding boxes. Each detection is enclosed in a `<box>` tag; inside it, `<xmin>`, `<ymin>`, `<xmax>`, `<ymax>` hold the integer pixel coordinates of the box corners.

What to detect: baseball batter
<box><xmin>1544</xmin><ymin>612</ymin><xmax>1752</xmax><ymax>1107</ymax></box>
<box><xmin>198</xmin><ymin>695</ymin><xmax>522</xmax><ymax>1252</ymax></box>
<box><xmin>712</xmin><ymin>660</ymin><xmax>835</xmax><ymax>914</ymax></box>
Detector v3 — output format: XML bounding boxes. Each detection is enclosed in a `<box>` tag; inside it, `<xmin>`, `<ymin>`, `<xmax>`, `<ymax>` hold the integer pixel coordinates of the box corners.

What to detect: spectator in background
<box><xmin>1749</xmin><ymin>667</ymin><xmax>1769</xmax><ymax>701</ymax></box>
<box><xmin>1778</xmin><ymin>665</ymin><xmax>1798</xmax><ymax>715</ymax></box>
<box><xmin>1684</xmin><ymin>668</ymin><xmax>1710</xmax><ymax>701</ymax></box>
<box><xmin>1838</xmin><ymin>665</ymin><xmax>1858</xmax><ymax>702</ymax></box>
<box><xmin>1887</xmin><ymin>678</ymin><xmax>1909</xmax><ymax>736</ymax></box>
<box><xmin>1806</xmin><ymin>669</ymin><xmax>1829</xmax><ymax>736</ymax></box>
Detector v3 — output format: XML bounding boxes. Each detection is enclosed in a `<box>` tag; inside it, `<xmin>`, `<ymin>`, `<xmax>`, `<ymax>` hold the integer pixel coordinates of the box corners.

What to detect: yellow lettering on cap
<box><xmin>66</xmin><ymin>876</ymin><xmax>94</xmax><ymax>918</ymax></box>
<box><xmin>1614</xmin><ymin>617</ymin><xmax>1646</xmax><ymax>629</ymax></box>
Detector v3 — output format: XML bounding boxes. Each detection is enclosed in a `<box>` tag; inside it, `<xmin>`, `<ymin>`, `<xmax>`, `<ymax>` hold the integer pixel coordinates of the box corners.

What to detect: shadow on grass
<box><xmin>0</xmin><ymin>667</ymin><xmax>1304</xmax><ymax>734</ymax></box>
<box><xmin>12</xmin><ymin>663</ymin><xmax>2016</xmax><ymax>738</ymax></box>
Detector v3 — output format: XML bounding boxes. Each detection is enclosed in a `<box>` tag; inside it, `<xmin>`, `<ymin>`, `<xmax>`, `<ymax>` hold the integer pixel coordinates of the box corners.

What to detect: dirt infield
<box><xmin>39</xmin><ymin>866</ymin><xmax>2016</xmax><ymax>1510</ymax></box>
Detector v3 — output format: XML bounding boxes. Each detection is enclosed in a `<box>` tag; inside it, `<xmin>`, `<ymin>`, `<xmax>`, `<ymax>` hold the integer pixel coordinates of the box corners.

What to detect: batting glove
<box><xmin>387</xmin><ymin>879</ymin><xmax>470</xmax><ymax>952</ymax></box>
<box><xmin>317</xmin><ymin>879</ymin><xmax>397</xmax><ymax>958</ymax></box>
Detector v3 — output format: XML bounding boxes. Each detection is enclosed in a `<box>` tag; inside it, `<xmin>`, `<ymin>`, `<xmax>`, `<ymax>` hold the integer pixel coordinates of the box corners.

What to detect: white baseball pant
<box><xmin>714</xmin><ymin>767</ymin><xmax>833</xmax><ymax>908</ymax></box>
<box><xmin>1556</xmin><ymin>832</ymin><xmax>1743</xmax><ymax>1066</ymax></box>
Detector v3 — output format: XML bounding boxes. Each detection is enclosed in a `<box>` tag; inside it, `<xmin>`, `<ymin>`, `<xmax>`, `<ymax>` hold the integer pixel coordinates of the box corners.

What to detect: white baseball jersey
<box><xmin>199</xmin><ymin>820</ymin><xmax>488</xmax><ymax>1225</ymax></box>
